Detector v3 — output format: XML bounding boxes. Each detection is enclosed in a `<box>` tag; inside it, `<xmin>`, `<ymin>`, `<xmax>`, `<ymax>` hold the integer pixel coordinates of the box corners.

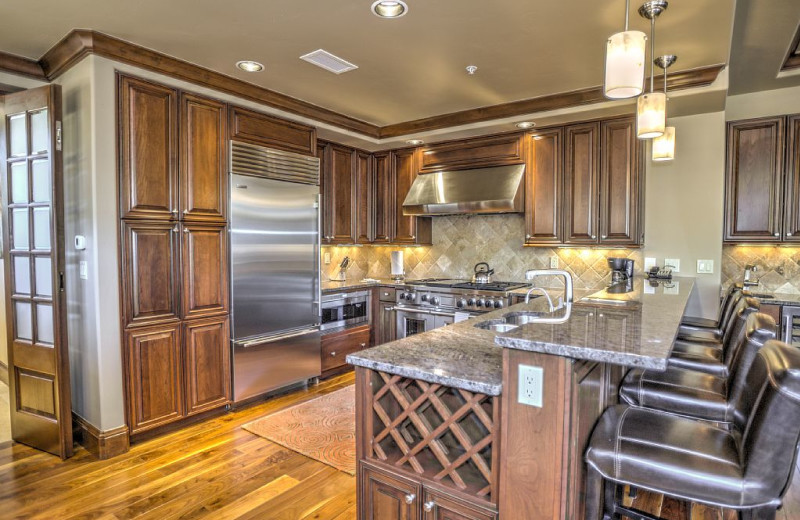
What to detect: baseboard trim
<box><xmin>72</xmin><ymin>412</ymin><xmax>129</xmax><ymax>460</ymax></box>
<box><xmin>0</xmin><ymin>361</ymin><xmax>7</xmax><ymax>385</ymax></box>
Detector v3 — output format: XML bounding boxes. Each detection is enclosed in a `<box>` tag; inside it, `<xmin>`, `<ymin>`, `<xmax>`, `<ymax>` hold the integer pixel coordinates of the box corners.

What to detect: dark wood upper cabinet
<box><xmin>373</xmin><ymin>152</ymin><xmax>393</xmax><ymax>244</ymax></box>
<box><xmin>599</xmin><ymin>118</ymin><xmax>642</xmax><ymax>246</ymax></box>
<box><xmin>393</xmin><ymin>149</ymin><xmax>432</xmax><ymax>245</ymax></box>
<box><xmin>119</xmin><ymin>75</ymin><xmax>178</xmax><ymax>220</ymax></box>
<box><xmin>525</xmin><ymin>129</ymin><xmax>562</xmax><ymax>245</ymax></box>
<box><xmin>724</xmin><ymin>117</ymin><xmax>785</xmax><ymax>242</ymax></box>
<box><xmin>181</xmin><ymin>222</ymin><xmax>229</xmax><ymax>320</ymax></box>
<box><xmin>324</xmin><ymin>144</ymin><xmax>357</xmax><ymax>244</ymax></box>
<box><xmin>419</xmin><ymin>133</ymin><xmax>526</xmax><ymax>173</ymax></box>
<box><xmin>183</xmin><ymin>316</ymin><xmax>231</xmax><ymax>416</ymax></box>
<box><xmin>180</xmin><ymin>93</ymin><xmax>227</xmax><ymax>222</ymax></box>
<box><xmin>356</xmin><ymin>151</ymin><xmax>374</xmax><ymax>244</ymax></box>
<box><xmin>783</xmin><ymin>115</ymin><xmax>800</xmax><ymax>242</ymax></box>
<box><xmin>125</xmin><ymin>322</ymin><xmax>183</xmax><ymax>434</ymax></box>
<box><xmin>228</xmin><ymin>105</ymin><xmax>316</xmax><ymax>156</ymax></box>
<box><xmin>121</xmin><ymin>220</ymin><xmax>181</xmax><ymax>327</ymax></box>
<box><xmin>563</xmin><ymin>122</ymin><xmax>600</xmax><ymax>245</ymax></box>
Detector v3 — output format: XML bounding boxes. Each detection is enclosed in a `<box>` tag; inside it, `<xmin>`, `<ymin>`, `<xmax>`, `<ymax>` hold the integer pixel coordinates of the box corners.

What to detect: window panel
<box><xmin>30</xmin><ymin>109</ymin><xmax>48</xmax><ymax>154</ymax></box>
<box><xmin>15</xmin><ymin>302</ymin><xmax>32</xmax><ymax>341</ymax></box>
<box><xmin>31</xmin><ymin>159</ymin><xmax>50</xmax><ymax>202</ymax></box>
<box><xmin>11</xmin><ymin>208</ymin><xmax>29</xmax><ymax>250</ymax></box>
<box><xmin>10</xmin><ymin>162</ymin><xmax>28</xmax><ymax>203</ymax></box>
<box><xmin>36</xmin><ymin>303</ymin><xmax>54</xmax><ymax>345</ymax></box>
<box><xmin>34</xmin><ymin>256</ymin><xmax>52</xmax><ymax>297</ymax></box>
<box><xmin>13</xmin><ymin>256</ymin><xmax>30</xmax><ymax>295</ymax></box>
<box><xmin>9</xmin><ymin>114</ymin><xmax>27</xmax><ymax>157</ymax></box>
<box><xmin>32</xmin><ymin>207</ymin><xmax>50</xmax><ymax>250</ymax></box>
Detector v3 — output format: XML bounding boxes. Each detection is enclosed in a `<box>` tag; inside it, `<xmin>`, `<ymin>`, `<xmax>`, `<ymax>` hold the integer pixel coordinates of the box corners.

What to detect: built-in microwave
<box><xmin>321</xmin><ymin>290</ymin><xmax>370</xmax><ymax>331</ymax></box>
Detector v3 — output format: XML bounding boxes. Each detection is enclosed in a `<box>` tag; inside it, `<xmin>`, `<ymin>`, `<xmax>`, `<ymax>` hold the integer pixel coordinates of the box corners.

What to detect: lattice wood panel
<box><xmin>367</xmin><ymin>370</ymin><xmax>499</xmax><ymax>501</ymax></box>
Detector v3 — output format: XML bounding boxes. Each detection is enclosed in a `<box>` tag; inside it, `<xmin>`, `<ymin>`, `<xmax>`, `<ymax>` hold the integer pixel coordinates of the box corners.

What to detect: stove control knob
<box><xmin>399</xmin><ymin>292</ymin><xmax>407</xmax><ymax>301</ymax></box>
<box><xmin>430</xmin><ymin>296</ymin><xmax>440</xmax><ymax>306</ymax></box>
<box><xmin>457</xmin><ymin>299</ymin><xmax>467</xmax><ymax>308</ymax></box>
<box><xmin>467</xmin><ymin>298</ymin><xmax>477</xmax><ymax>306</ymax></box>
<box><xmin>420</xmin><ymin>294</ymin><xmax>429</xmax><ymax>302</ymax></box>
<box><xmin>476</xmin><ymin>299</ymin><xmax>485</xmax><ymax>308</ymax></box>
<box><xmin>494</xmin><ymin>300</ymin><xmax>504</xmax><ymax>309</ymax></box>
<box><xmin>406</xmin><ymin>292</ymin><xmax>415</xmax><ymax>301</ymax></box>
<box><xmin>484</xmin><ymin>299</ymin><xmax>493</xmax><ymax>308</ymax></box>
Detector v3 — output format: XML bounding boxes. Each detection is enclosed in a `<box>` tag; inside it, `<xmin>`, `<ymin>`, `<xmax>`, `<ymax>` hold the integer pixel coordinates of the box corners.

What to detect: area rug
<box><xmin>242</xmin><ymin>386</ymin><xmax>356</xmax><ymax>475</ymax></box>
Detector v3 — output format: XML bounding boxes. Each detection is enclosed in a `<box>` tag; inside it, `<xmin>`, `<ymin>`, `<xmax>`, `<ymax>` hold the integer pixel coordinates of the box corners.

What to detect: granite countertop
<box><xmin>495</xmin><ymin>277</ymin><xmax>695</xmax><ymax>370</ymax></box>
<box><xmin>321</xmin><ymin>278</ymin><xmax>397</xmax><ymax>293</ymax></box>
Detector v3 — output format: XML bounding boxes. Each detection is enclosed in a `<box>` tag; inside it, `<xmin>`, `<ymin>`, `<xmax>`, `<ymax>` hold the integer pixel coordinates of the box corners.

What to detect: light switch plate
<box><xmin>518</xmin><ymin>365</ymin><xmax>544</xmax><ymax>408</ymax></box>
<box><xmin>663</xmin><ymin>281</ymin><xmax>680</xmax><ymax>295</ymax></box>
<box><xmin>665</xmin><ymin>258</ymin><xmax>680</xmax><ymax>272</ymax></box>
<box><xmin>644</xmin><ymin>257</ymin><xmax>657</xmax><ymax>270</ymax></box>
<box><xmin>697</xmin><ymin>259</ymin><xmax>714</xmax><ymax>274</ymax></box>
<box><xmin>550</xmin><ymin>256</ymin><xmax>559</xmax><ymax>269</ymax></box>
<box><xmin>79</xmin><ymin>261</ymin><xmax>88</xmax><ymax>280</ymax></box>
<box><xmin>324</xmin><ymin>252</ymin><xmax>331</xmax><ymax>265</ymax></box>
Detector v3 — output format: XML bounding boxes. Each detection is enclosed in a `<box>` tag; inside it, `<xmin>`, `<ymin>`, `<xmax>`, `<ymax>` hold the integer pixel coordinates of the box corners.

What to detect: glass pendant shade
<box><xmin>604</xmin><ymin>31</ymin><xmax>647</xmax><ymax>99</ymax></box>
<box><xmin>637</xmin><ymin>91</ymin><xmax>666</xmax><ymax>139</ymax></box>
<box><xmin>652</xmin><ymin>126</ymin><xmax>676</xmax><ymax>161</ymax></box>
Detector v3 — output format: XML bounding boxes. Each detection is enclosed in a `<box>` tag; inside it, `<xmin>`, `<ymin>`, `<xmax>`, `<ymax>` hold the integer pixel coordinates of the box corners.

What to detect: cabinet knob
<box><xmin>591</xmin><ymin>235</ymin><xmax>597</xmax><ymax>239</ymax></box>
<box><xmin>404</xmin><ymin>494</ymin><xmax>416</xmax><ymax>504</ymax></box>
<box><xmin>526</xmin><ymin>234</ymin><xmax>532</xmax><ymax>239</ymax></box>
<box><xmin>789</xmin><ymin>232</ymin><xmax>793</xmax><ymax>237</ymax></box>
<box><xmin>775</xmin><ymin>232</ymin><xmax>781</xmax><ymax>237</ymax></box>
<box><xmin>423</xmin><ymin>501</ymin><xmax>436</xmax><ymax>512</ymax></box>
<box><xmin>360</xmin><ymin>342</ymin><xmax>366</xmax><ymax>348</ymax></box>
<box><xmin>183</xmin><ymin>209</ymin><xmax>189</xmax><ymax>214</ymax></box>
<box><xmin>183</xmin><ymin>228</ymin><xmax>189</xmax><ymax>233</ymax></box>
<box><xmin>171</xmin><ymin>209</ymin><xmax>178</xmax><ymax>215</ymax></box>
<box><xmin>330</xmin><ymin>351</ymin><xmax>336</xmax><ymax>357</ymax></box>
<box><xmin>172</xmin><ymin>225</ymin><xmax>179</xmax><ymax>232</ymax></box>
<box><xmin>411</xmin><ymin>235</ymin><xmax>416</xmax><ymax>240</ymax></box>
<box><xmin>602</xmin><ymin>235</ymin><xmax>607</xmax><ymax>239</ymax></box>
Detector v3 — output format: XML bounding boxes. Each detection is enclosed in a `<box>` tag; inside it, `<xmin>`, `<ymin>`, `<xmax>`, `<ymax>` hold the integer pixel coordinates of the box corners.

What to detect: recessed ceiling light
<box><xmin>371</xmin><ymin>0</ymin><xmax>408</xmax><ymax>18</ymax></box>
<box><xmin>236</xmin><ymin>61</ymin><xmax>264</xmax><ymax>72</ymax></box>
<box><xmin>515</xmin><ymin>122</ymin><xmax>536</xmax><ymax>129</ymax></box>
<box><xmin>466</xmin><ymin>65</ymin><xmax>478</xmax><ymax>75</ymax></box>
<box><xmin>406</xmin><ymin>139</ymin><xmax>424</xmax><ymax>145</ymax></box>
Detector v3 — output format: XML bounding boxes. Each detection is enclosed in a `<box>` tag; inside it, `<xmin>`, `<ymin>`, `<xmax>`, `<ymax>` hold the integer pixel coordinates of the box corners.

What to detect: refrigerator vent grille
<box><xmin>230</xmin><ymin>141</ymin><xmax>320</xmax><ymax>185</ymax></box>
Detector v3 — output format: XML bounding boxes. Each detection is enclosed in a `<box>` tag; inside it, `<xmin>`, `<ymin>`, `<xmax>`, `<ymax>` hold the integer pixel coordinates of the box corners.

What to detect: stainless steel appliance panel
<box><xmin>782</xmin><ymin>305</ymin><xmax>800</xmax><ymax>347</ymax></box>
<box><xmin>233</xmin><ymin>328</ymin><xmax>321</xmax><ymax>402</ymax></box>
<box><xmin>230</xmin><ymin>173</ymin><xmax>320</xmax><ymax>340</ymax></box>
<box><xmin>397</xmin><ymin>310</ymin><xmax>436</xmax><ymax>338</ymax></box>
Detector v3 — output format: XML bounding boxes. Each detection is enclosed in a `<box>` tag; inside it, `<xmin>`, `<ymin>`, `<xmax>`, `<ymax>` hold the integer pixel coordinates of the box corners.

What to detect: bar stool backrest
<box><xmin>735</xmin><ymin>340</ymin><xmax>800</xmax><ymax>507</ymax></box>
<box><xmin>718</xmin><ymin>284</ymin><xmax>743</xmax><ymax>327</ymax></box>
<box><xmin>726</xmin><ymin>313</ymin><xmax>777</xmax><ymax>411</ymax></box>
<box><xmin>721</xmin><ymin>297</ymin><xmax>760</xmax><ymax>366</ymax></box>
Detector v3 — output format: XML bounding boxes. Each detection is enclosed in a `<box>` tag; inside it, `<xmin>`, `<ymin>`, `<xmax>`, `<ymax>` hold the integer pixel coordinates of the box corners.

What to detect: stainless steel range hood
<box><xmin>402</xmin><ymin>164</ymin><xmax>525</xmax><ymax>216</ymax></box>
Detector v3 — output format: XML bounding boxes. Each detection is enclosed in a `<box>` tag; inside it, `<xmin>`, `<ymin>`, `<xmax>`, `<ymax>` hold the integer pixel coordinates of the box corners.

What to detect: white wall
<box><xmin>726</xmin><ymin>85</ymin><xmax>800</xmax><ymax>121</ymax></box>
<box><xmin>644</xmin><ymin>112</ymin><xmax>727</xmax><ymax>319</ymax></box>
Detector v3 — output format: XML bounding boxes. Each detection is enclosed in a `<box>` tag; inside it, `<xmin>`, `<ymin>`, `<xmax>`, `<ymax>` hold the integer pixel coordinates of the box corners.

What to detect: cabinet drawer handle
<box><xmin>330</xmin><ymin>351</ymin><xmax>336</xmax><ymax>357</ymax></box>
<box><xmin>404</xmin><ymin>494</ymin><xmax>416</xmax><ymax>504</ymax></box>
<box><xmin>423</xmin><ymin>501</ymin><xmax>435</xmax><ymax>512</ymax></box>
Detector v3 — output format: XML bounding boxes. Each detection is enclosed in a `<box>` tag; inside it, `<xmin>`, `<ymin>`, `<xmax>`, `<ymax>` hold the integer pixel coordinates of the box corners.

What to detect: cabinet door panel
<box><xmin>525</xmin><ymin>129</ymin><xmax>562</xmax><ymax>245</ymax></box>
<box><xmin>563</xmin><ymin>122</ymin><xmax>599</xmax><ymax>244</ymax></box>
<box><xmin>379</xmin><ymin>301</ymin><xmax>397</xmax><ymax>345</ymax></box>
<box><xmin>362</xmin><ymin>463</ymin><xmax>421</xmax><ymax>520</ymax></box>
<box><xmin>373</xmin><ymin>152</ymin><xmax>393</xmax><ymax>244</ymax></box>
<box><xmin>181</xmin><ymin>222</ymin><xmax>228</xmax><ymax>319</ymax></box>
<box><xmin>419</xmin><ymin>133</ymin><xmax>525</xmax><ymax>173</ymax></box>
<box><xmin>121</xmin><ymin>221</ymin><xmax>180</xmax><ymax>326</ymax></box>
<box><xmin>229</xmin><ymin>105</ymin><xmax>316</xmax><ymax>156</ymax></box>
<box><xmin>356</xmin><ymin>151</ymin><xmax>374</xmax><ymax>243</ymax></box>
<box><xmin>180</xmin><ymin>93</ymin><xmax>227</xmax><ymax>222</ymax></box>
<box><xmin>599</xmin><ymin>118</ymin><xmax>641</xmax><ymax>245</ymax></box>
<box><xmin>184</xmin><ymin>316</ymin><xmax>230</xmax><ymax>415</ymax></box>
<box><xmin>119</xmin><ymin>75</ymin><xmax>178</xmax><ymax>220</ymax></box>
<box><xmin>322</xmin><ymin>325</ymin><xmax>370</xmax><ymax>372</ymax></box>
<box><xmin>393</xmin><ymin>149</ymin><xmax>431</xmax><ymax>245</ymax></box>
<box><xmin>125</xmin><ymin>323</ymin><xmax>183</xmax><ymax>434</ymax></box>
<box><xmin>327</xmin><ymin>144</ymin><xmax>356</xmax><ymax>244</ymax></box>
<box><xmin>784</xmin><ymin>115</ymin><xmax>800</xmax><ymax>242</ymax></box>
<box><xmin>724</xmin><ymin>117</ymin><xmax>785</xmax><ymax>241</ymax></box>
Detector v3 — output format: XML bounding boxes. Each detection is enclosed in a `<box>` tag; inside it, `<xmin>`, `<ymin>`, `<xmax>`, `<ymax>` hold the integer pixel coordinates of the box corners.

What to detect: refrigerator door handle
<box><xmin>235</xmin><ymin>326</ymin><xmax>320</xmax><ymax>349</ymax></box>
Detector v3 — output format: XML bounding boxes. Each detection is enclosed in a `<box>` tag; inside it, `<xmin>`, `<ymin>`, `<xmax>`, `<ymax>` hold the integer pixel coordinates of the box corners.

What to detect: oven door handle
<box><xmin>392</xmin><ymin>307</ymin><xmax>459</xmax><ymax>318</ymax></box>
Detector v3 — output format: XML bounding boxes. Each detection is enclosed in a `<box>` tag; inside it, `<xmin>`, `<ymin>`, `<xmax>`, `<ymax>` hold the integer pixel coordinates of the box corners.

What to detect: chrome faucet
<box><xmin>524</xmin><ymin>269</ymin><xmax>574</xmax><ymax>309</ymax></box>
<box><xmin>743</xmin><ymin>264</ymin><xmax>759</xmax><ymax>287</ymax></box>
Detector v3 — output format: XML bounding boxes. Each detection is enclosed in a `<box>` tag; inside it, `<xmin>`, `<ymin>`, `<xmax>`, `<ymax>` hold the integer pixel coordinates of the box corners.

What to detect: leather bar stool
<box><xmin>585</xmin><ymin>340</ymin><xmax>800</xmax><ymax>520</ymax></box>
<box><xmin>668</xmin><ymin>297</ymin><xmax>760</xmax><ymax>377</ymax></box>
<box><xmin>619</xmin><ymin>312</ymin><xmax>776</xmax><ymax>424</ymax></box>
<box><xmin>677</xmin><ymin>283</ymin><xmax>743</xmax><ymax>343</ymax></box>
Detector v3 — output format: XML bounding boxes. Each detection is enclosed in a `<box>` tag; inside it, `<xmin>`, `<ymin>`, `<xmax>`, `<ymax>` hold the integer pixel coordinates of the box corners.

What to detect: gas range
<box><xmin>397</xmin><ymin>278</ymin><xmax>530</xmax><ymax>312</ymax></box>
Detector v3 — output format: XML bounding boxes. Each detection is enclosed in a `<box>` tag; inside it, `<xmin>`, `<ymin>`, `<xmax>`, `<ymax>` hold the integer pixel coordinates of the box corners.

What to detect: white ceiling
<box><xmin>0</xmin><ymin>0</ymin><xmax>735</xmax><ymax>126</ymax></box>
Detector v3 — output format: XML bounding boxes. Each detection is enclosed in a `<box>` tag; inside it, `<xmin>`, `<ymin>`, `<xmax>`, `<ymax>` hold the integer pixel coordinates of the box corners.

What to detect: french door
<box><xmin>0</xmin><ymin>85</ymin><xmax>72</xmax><ymax>458</ymax></box>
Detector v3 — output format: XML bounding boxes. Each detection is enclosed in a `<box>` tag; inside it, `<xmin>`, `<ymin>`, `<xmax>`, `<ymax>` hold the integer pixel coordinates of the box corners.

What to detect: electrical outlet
<box><xmin>324</xmin><ymin>252</ymin><xmax>331</xmax><ymax>265</ymax></box>
<box><xmin>518</xmin><ymin>365</ymin><xmax>544</xmax><ymax>407</ymax></box>
<box><xmin>664</xmin><ymin>258</ymin><xmax>680</xmax><ymax>272</ymax></box>
<box><xmin>550</xmin><ymin>256</ymin><xmax>559</xmax><ymax>269</ymax></box>
<box><xmin>697</xmin><ymin>259</ymin><xmax>714</xmax><ymax>274</ymax></box>
<box><xmin>644</xmin><ymin>257</ymin><xmax>657</xmax><ymax>270</ymax></box>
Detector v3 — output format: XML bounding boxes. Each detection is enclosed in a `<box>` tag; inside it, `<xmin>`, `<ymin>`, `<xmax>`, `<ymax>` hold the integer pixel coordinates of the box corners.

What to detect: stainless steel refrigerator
<box><xmin>229</xmin><ymin>141</ymin><xmax>321</xmax><ymax>403</ymax></box>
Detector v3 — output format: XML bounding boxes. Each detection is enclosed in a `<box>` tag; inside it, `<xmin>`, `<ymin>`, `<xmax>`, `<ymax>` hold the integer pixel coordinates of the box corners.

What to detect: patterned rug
<box><xmin>242</xmin><ymin>386</ymin><xmax>356</xmax><ymax>475</ymax></box>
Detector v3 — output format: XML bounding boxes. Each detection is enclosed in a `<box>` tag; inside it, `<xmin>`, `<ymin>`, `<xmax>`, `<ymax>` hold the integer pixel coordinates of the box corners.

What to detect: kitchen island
<box><xmin>347</xmin><ymin>277</ymin><xmax>694</xmax><ymax>520</ymax></box>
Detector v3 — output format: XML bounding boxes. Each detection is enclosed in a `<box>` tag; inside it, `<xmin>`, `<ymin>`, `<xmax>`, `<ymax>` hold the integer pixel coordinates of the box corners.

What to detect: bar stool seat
<box><xmin>678</xmin><ymin>284</ymin><xmax>742</xmax><ymax>343</ymax></box>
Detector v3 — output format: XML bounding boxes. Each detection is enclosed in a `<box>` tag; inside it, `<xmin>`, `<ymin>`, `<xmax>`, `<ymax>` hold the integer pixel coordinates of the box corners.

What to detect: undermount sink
<box><xmin>474</xmin><ymin>319</ymin><xmax>519</xmax><ymax>333</ymax></box>
<box><xmin>474</xmin><ymin>311</ymin><xmax>551</xmax><ymax>333</ymax></box>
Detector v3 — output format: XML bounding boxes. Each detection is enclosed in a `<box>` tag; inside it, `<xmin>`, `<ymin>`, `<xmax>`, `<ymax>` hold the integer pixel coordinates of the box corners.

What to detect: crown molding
<box><xmin>781</xmin><ymin>24</ymin><xmax>800</xmax><ymax>72</ymax></box>
<box><xmin>2</xmin><ymin>29</ymin><xmax>726</xmax><ymax>140</ymax></box>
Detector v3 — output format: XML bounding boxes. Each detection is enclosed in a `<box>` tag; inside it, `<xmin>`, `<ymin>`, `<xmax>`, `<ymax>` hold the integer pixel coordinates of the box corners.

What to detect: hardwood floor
<box><xmin>0</xmin><ymin>370</ymin><xmax>797</xmax><ymax>519</ymax></box>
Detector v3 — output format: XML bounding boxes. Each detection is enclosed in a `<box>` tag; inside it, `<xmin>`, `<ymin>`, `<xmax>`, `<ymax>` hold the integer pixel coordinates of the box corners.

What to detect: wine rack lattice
<box><xmin>368</xmin><ymin>370</ymin><xmax>498</xmax><ymax>501</ymax></box>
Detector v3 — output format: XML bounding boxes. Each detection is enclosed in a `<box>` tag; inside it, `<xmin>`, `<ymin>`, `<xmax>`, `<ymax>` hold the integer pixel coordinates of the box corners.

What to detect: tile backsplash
<box><xmin>722</xmin><ymin>245</ymin><xmax>800</xmax><ymax>294</ymax></box>
<box><xmin>323</xmin><ymin>214</ymin><xmax>642</xmax><ymax>290</ymax></box>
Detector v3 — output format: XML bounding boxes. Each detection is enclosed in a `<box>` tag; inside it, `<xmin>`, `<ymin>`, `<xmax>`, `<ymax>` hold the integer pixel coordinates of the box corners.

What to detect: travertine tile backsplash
<box><xmin>722</xmin><ymin>245</ymin><xmax>800</xmax><ymax>294</ymax></box>
<box><xmin>323</xmin><ymin>214</ymin><xmax>642</xmax><ymax>289</ymax></box>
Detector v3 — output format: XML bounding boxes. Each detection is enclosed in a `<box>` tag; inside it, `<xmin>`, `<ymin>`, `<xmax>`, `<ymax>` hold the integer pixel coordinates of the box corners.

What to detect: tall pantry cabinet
<box><xmin>118</xmin><ymin>74</ymin><xmax>230</xmax><ymax>435</ymax></box>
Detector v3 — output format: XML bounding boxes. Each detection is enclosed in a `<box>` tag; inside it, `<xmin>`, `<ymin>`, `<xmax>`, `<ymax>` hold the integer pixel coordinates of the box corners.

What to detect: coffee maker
<box><xmin>607</xmin><ymin>257</ymin><xmax>634</xmax><ymax>284</ymax></box>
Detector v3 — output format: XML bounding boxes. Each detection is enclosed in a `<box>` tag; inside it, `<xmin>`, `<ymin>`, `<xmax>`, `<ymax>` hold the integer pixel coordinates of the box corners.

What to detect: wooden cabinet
<box><xmin>322</xmin><ymin>324</ymin><xmax>370</xmax><ymax>374</ymax></box>
<box><xmin>228</xmin><ymin>105</ymin><xmax>316</xmax><ymax>156</ymax></box>
<box><xmin>373</xmin><ymin>152</ymin><xmax>393</xmax><ymax>244</ymax></box>
<box><xmin>180</xmin><ymin>93</ymin><xmax>227</xmax><ymax>222</ymax></box>
<box><xmin>362</xmin><ymin>462</ymin><xmax>421</xmax><ymax>520</ymax></box>
<box><xmin>393</xmin><ymin>148</ymin><xmax>432</xmax><ymax>245</ymax></box>
<box><xmin>183</xmin><ymin>316</ymin><xmax>231</xmax><ymax>416</ymax></box>
<box><xmin>378</xmin><ymin>301</ymin><xmax>397</xmax><ymax>345</ymax></box>
<box><xmin>124</xmin><ymin>323</ymin><xmax>183</xmax><ymax>434</ymax></box>
<box><xmin>563</xmin><ymin>122</ymin><xmax>600</xmax><ymax>244</ymax></box>
<box><xmin>600</xmin><ymin>118</ymin><xmax>643</xmax><ymax>245</ymax></box>
<box><xmin>325</xmin><ymin>144</ymin><xmax>357</xmax><ymax>244</ymax></box>
<box><xmin>356</xmin><ymin>151</ymin><xmax>374</xmax><ymax>244</ymax></box>
<box><xmin>724</xmin><ymin>117</ymin><xmax>785</xmax><ymax>242</ymax></box>
<box><xmin>121</xmin><ymin>220</ymin><xmax>181</xmax><ymax>327</ymax></box>
<box><xmin>419</xmin><ymin>133</ymin><xmax>525</xmax><ymax>173</ymax></box>
<box><xmin>422</xmin><ymin>489</ymin><xmax>497</xmax><ymax>520</ymax></box>
<box><xmin>525</xmin><ymin>129</ymin><xmax>562</xmax><ymax>245</ymax></box>
<box><xmin>786</xmin><ymin>116</ymin><xmax>800</xmax><ymax>242</ymax></box>
<box><xmin>118</xmin><ymin>75</ymin><xmax>178</xmax><ymax>220</ymax></box>
<box><xmin>181</xmin><ymin>222</ymin><xmax>228</xmax><ymax>319</ymax></box>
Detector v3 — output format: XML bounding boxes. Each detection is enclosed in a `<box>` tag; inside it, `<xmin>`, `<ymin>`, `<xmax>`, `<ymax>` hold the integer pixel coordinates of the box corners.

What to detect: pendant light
<box><xmin>604</xmin><ymin>0</ymin><xmax>647</xmax><ymax>99</ymax></box>
<box><xmin>636</xmin><ymin>1</ymin><xmax>668</xmax><ymax>139</ymax></box>
<box><xmin>652</xmin><ymin>55</ymin><xmax>677</xmax><ymax>161</ymax></box>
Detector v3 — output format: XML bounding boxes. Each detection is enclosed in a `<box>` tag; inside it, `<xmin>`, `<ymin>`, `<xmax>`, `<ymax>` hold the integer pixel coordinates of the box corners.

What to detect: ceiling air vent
<box><xmin>300</xmin><ymin>49</ymin><xmax>358</xmax><ymax>74</ymax></box>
